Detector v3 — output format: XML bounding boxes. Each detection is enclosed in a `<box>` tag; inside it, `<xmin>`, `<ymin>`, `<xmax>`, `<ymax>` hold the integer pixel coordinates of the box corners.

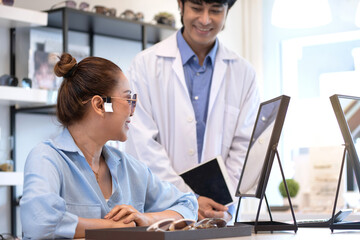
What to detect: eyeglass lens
<box><xmin>130</xmin><ymin>94</ymin><xmax>137</xmax><ymax>115</ymax></box>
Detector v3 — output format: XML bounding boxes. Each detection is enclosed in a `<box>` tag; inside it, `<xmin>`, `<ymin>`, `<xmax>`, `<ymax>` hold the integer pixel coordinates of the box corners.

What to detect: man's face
<box><xmin>179</xmin><ymin>0</ymin><xmax>228</xmax><ymax>51</ymax></box>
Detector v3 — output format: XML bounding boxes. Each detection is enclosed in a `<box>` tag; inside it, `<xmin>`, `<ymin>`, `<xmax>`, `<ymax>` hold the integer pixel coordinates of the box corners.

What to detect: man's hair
<box><xmin>179</xmin><ymin>0</ymin><xmax>237</xmax><ymax>25</ymax></box>
<box><xmin>180</xmin><ymin>0</ymin><xmax>237</xmax><ymax>9</ymax></box>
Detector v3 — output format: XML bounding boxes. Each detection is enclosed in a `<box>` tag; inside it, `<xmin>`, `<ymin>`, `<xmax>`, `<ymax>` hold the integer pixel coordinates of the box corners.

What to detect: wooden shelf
<box><xmin>0</xmin><ymin>5</ymin><xmax>47</xmax><ymax>28</ymax></box>
<box><xmin>0</xmin><ymin>86</ymin><xmax>50</xmax><ymax>106</ymax></box>
<box><xmin>0</xmin><ymin>172</ymin><xmax>23</xmax><ymax>186</ymax></box>
<box><xmin>46</xmin><ymin>7</ymin><xmax>176</xmax><ymax>44</ymax></box>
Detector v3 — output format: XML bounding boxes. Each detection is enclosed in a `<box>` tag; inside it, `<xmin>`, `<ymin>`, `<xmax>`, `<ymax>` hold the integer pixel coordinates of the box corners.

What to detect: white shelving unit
<box><xmin>0</xmin><ymin>86</ymin><xmax>49</xmax><ymax>106</ymax></box>
<box><xmin>0</xmin><ymin>5</ymin><xmax>47</xmax><ymax>28</ymax></box>
<box><xmin>0</xmin><ymin>6</ymin><xmax>49</xmax><ymax>106</ymax></box>
<box><xmin>0</xmin><ymin>6</ymin><xmax>48</xmax><ymax>235</ymax></box>
<box><xmin>0</xmin><ymin>172</ymin><xmax>23</xmax><ymax>186</ymax></box>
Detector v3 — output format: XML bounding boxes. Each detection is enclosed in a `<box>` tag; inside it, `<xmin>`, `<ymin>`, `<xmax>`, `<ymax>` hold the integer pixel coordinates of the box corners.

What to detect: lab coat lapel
<box><xmin>172</xmin><ymin>53</ymin><xmax>191</xmax><ymax>100</ymax></box>
<box><xmin>156</xmin><ymin>32</ymin><xmax>191</xmax><ymax>101</ymax></box>
<box><xmin>208</xmin><ymin>49</ymin><xmax>227</xmax><ymax>118</ymax></box>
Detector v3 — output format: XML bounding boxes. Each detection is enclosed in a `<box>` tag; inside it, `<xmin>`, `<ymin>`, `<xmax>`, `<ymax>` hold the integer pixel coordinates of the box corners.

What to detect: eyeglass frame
<box><xmin>102</xmin><ymin>94</ymin><xmax>137</xmax><ymax>116</ymax></box>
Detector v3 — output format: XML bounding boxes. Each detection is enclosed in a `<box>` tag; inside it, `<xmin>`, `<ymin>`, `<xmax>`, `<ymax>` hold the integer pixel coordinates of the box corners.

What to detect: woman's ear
<box><xmin>91</xmin><ymin>95</ymin><xmax>105</xmax><ymax>116</ymax></box>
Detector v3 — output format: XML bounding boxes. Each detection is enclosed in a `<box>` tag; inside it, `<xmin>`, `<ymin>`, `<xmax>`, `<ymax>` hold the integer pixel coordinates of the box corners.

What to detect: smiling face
<box><xmin>179</xmin><ymin>0</ymin><xmax>228</xmax><ymax>52</ymax></box>
<box><xmin>105</xmin><ymin>71</ymin><xmax>134</xmax><ymax>142</ymax></box>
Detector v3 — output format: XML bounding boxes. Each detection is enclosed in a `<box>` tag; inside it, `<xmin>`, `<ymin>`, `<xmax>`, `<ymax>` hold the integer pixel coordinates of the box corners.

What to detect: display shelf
<box><xmin>0</xmin><ymin>172</ymin><xmax>23</xmax><ymax>186</ymax></box>
<box><xmin>46</xmin><ymin>7</ymin><xmax>176</xmax><ymax>45</ymax></box>
<box><xmin>0</xmin><ymin>86</ymin><xmax>50</xmax><ymax>106</ymax></box>
<box><xmin>0</xmin><ymin>5</ymin><xmax>47</xmax><ymax>28</ymax></box>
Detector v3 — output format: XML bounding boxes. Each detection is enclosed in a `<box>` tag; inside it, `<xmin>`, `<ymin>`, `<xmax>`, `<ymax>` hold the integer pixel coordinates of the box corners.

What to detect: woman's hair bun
<box><xmin>54</xmin><ymin>53</ymin><xmax>78</xmax><ymax>78</ymax></box>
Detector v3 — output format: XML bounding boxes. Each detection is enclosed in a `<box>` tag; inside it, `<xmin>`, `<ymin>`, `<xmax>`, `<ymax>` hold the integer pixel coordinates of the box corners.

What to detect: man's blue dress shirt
<box><xmin>177</xmin><ymin>30</ymin><xmax>218</xmax><ymax>163</ymax></box>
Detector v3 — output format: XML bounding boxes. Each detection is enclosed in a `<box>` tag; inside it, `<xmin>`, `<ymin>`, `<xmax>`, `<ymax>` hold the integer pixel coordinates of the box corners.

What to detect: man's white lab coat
<box><xmin>126</xmin><ymin>32</ymin><xmax>260</xmax><ymax>193</ymax></box>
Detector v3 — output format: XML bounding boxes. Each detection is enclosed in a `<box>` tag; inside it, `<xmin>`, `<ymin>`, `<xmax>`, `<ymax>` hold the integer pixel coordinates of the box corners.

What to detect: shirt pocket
<box><xmin>222</xmin><ymin>104</ymin><xmax>240</xmax><ymax>148</ymax></box>
<box><xmin>66</xmin><ymin>203</ymin><xmax>101</xmax><ymax>219</ymax></box>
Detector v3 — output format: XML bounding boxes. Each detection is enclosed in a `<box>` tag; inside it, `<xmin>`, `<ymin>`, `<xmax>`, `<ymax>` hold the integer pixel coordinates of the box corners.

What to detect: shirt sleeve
<box><xmin>143</xmin><ymin>166</ymin><xmax>198</xmax><ymax>220</ymax></box>
<box><xmin>20</xmin><ymin>145</ymin><xmax>78</xmax><ymax>239</ymax></box>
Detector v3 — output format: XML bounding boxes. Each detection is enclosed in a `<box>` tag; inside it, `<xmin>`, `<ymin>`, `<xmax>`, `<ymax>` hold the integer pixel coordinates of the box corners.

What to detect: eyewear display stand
<box><xmin>233</xmin><ymin>95</ymin><xmax>297</xmax><ymax>233</ymax></box>
<box><xmin>329</xmin><ymin>94</ymin><xmax>360</xmax><ymax>232</ymax></box>
<box><xmin>234</xmin><ymin>148</ymin><xmax>298</xmax><ymax>233</ymax></box>
<box><xmin>329</xmin><ymin>145</ymin><xmax>360</xmax><ymax>232</ymax></box>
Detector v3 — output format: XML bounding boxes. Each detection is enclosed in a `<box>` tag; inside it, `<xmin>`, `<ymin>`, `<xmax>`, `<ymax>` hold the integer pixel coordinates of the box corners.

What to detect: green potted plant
<box><xmin>279</xmin><ymin>179</ymin><xmax>300</xmax><ymax>206</ymax></box>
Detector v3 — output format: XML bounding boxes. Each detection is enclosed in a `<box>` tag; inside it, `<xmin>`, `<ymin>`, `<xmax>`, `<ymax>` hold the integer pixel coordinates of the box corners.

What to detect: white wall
<box><xmin>0</xmin><ymin>0</ymin><xmax>245</xmax><ymax>235</ymax></box>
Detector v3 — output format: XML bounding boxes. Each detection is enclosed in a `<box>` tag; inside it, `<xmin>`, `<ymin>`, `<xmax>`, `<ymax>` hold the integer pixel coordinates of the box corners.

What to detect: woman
<box><xmin>20</xmin><ymin>53</ymin><xmax>198</xmax><ymax>239</ymax></box>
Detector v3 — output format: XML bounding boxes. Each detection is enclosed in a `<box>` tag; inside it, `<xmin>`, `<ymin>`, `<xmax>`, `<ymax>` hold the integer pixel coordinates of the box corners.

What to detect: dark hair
<box><xmin>54</xmin><ymin>53</ymin><xmax>122</xmax><ymax>127</ymax></box>
<box><xmin>179</xmin><ymin>0</ymin><xmax>237</xmax><ymax>25</ymax></box>
<box><xmin>180</xmin><ymin>0</ymin><xmax>237</xmax><ymax>8</ymax></box>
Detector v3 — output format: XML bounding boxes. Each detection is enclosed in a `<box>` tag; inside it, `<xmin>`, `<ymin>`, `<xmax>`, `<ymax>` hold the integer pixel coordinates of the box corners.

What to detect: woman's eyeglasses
<box><xmin>103</xmin><ymin>94</ymin><xmax>137</xmax><ymax>116</ymax></box>
<box><xmin>50</xmin><ymin>0</ymin><xmax>89</xmax><ymax>11</ymax></box>
<box><xmin>146</xmin><ymin>218</ymin><xmax>227</xmax><ymax>232</ymax></box>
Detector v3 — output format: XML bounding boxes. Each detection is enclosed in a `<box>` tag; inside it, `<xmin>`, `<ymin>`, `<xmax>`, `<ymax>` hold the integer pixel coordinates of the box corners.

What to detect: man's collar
<box><xmin>176</xmin><ymin>28</ymin><xmax>218</xmax><ymax>66</ymax></box>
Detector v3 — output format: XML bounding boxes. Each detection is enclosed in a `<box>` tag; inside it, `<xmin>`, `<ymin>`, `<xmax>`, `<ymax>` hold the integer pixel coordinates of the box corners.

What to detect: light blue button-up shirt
<box><xmin>177</xmin><ymin>29</ymin><xmax>218</xmax><ymax>162</ymax></box>
<box><xmin>20</xmin><ymin>128</ymin><xmax>198</xmax><ymax>239</ymax></box>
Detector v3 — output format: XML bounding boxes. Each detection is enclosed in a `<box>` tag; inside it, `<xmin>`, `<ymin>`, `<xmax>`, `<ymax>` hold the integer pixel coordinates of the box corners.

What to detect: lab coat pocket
<box><xmin>66</xmin><ymin>203</ymin><xmax>101</xmax><ymax>219</ymax></box>
<box><xmin>222</xmin><ymin>105</ymin><xmax>240</xmax><ymax>148</ymax></box>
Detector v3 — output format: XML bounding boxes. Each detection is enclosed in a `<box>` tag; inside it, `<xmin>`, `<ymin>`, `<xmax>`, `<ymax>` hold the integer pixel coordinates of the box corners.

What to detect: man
<box><xmin>126</xmin><ymin>0</ymin><xmax>260</xmax><ymax>221</ymax></box>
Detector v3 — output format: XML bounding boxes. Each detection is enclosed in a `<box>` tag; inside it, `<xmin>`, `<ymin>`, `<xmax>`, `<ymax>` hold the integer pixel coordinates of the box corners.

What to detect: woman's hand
<box><xmin>104</xmin><ymin>204</ymin><xmax>152</xmax><ymax>226</ymax></box>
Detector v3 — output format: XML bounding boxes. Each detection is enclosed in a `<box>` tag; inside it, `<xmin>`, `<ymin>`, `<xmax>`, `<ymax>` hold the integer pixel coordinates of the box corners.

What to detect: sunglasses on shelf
<box><xmin>1</xmin><ymin>0</ymin><xmax>14</xmax><ymax>6</ymax></box>
<box><xmin>50</xmin><ymin>0</ymin><xmax>89</xmax><ymax>11</ymax></box>
<box><xmin>93</xmin><ymin>5</ymin><xmax>116</xmax><ymax>17</ymax></box>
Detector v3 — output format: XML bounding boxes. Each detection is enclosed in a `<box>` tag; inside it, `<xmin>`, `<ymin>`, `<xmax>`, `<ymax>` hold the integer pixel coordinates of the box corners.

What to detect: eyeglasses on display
<box><xmin>119</xmin><ymin>9</ymin><xmax>144</xmax><ymax>21</ymax></box>
<box><xmin>1</xmin><ymin>0</ymin><xmax>14</xmax><ymax>6</ymax></box>
<box><xmin>146</xmin><ymin>218</ymin><xmax>227</xmax><ymax>232</ymax></box>
<box><xmin>93</xmin><ymin>5</ymin><xmax>116</xmax><ymax>17</ymax></box>
<box><xmin>147</xmin><ymin>218</ymin><xmax>196</xmax><ymax>232</ymax></box>
<box><xmin>50</xmin><ymin>0</ymin><xmax>89</xmax><ymax>11</ymax></box>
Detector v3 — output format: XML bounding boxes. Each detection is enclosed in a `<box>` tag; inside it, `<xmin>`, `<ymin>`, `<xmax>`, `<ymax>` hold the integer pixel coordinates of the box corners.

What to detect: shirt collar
<box><xmin>52</xmin><ymin>128</ymin><xmax>122</xmax><ymax>166</ymax></box>
<box><xmin>176</xmin><ymin>28</ymin><xmax>218</xmax><ymax>66</ymax></box>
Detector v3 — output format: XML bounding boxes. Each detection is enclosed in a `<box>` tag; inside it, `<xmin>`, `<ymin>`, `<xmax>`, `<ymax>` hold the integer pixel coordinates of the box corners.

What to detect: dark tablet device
<box><xmin>180</xmin><ymin>156</ymin><xmax>235</xmax><ymax>206</ymax></box>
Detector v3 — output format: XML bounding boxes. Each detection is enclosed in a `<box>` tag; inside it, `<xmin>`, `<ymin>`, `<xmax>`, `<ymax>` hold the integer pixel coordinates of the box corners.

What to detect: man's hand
<box><xmin>104</xmin><ymin>204</ymin><xmax>151</xmax><ymax>226</ymax></box>
<box><xmin>197</xmin><ymin>196</ymin><xmax>232</xmax><ymax>222</ymax></box>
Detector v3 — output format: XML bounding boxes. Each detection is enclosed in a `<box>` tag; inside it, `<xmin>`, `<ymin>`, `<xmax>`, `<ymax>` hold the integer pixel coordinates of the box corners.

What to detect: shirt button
<box><xmin>193</xmin><ymin>57</ymin><xmax>197</xmax><ymax>61</ymax></box>
<box><xmin>194</xmin><ymin>96</ymin><xmax>199</xmax><ymax>100</ymax></box>
<box><xmin>196</xmin><ymin>72</ymin><xmax>200</xmax><ymax>76</ymax></box>
<box><xmin>188</xmin><ymin>149</ymin><xmax>195</xmax><ymax>156</ymax></box>
<box><xmin>187</xmin><ymin>117</ymin><xmax>194</xmax><ymax>122</ymax></box>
